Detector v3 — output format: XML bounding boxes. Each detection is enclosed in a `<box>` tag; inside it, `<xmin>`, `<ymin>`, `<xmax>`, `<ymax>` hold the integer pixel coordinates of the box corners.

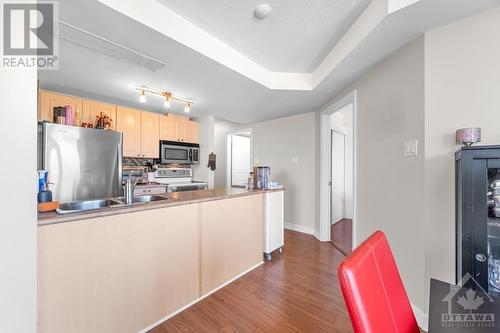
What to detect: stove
<box><xmin>154</xmin><ymin>167</ymin><xmax>208</xmax><ymax>192</ymax></box>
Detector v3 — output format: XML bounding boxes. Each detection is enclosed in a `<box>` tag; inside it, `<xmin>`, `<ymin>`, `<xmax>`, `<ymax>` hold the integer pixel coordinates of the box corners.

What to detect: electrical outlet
<box><xmin>403</xmin><ymin>140</ymin><xmax>418</xmax><ymax>157</ymax></box>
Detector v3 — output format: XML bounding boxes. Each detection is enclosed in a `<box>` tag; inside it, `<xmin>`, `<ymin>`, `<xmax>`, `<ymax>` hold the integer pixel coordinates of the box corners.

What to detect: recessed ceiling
<box><xmin>155</xmin><ymin>0</ymin><xmax>372</xmax><ymax>73</ymax></box>
<box><xmin>38</xmin><ymin>0</ymin><xmax>500</xmax><ymax>124</ymax></box>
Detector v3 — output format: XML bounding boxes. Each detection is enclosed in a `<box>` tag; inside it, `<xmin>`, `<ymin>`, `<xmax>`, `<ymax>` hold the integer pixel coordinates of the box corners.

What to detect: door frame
<box><xmin>319</xmin><ymin>90</ymin><xmax>357</xmax><ymax>245</ymax></box>
<box><xmin>226</xmin><ymin>130</ymin><xmax>253</xmax><ymax>188</ymax></box>
<box><xmin>330</xmin><ymin>128</ymin><xmax>347</xmax><ymax>226</ymax></box>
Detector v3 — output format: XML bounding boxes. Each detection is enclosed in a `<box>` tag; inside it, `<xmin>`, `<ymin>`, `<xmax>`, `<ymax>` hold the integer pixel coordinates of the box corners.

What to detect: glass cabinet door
<box><xmin>487</xmin><ymin>161</ymin><xmax>500</xmax><ymax>295</ymax></box>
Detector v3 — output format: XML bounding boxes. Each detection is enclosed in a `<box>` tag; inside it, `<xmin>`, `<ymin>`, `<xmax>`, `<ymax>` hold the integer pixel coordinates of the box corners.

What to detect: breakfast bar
<box><xmin>37</xmin><ymin>189</ymin><xmax>283</xmax><ymax>333</ymax></box>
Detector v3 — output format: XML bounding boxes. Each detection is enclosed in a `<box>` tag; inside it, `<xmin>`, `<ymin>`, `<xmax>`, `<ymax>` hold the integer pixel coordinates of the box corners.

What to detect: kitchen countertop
<box><xmin>38</xmin><ymin>188</ymin><xmax>284</xmax><ymax>226</ymax></box>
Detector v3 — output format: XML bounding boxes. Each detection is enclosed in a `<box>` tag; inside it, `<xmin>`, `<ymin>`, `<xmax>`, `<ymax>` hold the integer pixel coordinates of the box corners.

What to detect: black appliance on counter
<box><xmin>456</xmin><ymin>145</ymin><xmax>500</xmax><ymax>295</ymax></box>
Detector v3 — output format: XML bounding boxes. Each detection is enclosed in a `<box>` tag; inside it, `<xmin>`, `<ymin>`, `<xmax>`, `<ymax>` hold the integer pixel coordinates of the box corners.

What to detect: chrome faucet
<box><xmin>124</xmin><ymin>172</ymin><xmax>139</xmax><ymax>204</ymax></box>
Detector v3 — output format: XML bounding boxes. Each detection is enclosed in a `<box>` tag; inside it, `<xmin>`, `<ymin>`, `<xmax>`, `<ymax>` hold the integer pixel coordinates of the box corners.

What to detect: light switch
<box><xmin>403</xmin><ymin>140</ymin><xmax>418</xmax><ymax>157</ymax></box>
<box><xmin>291</xmin><ymin>156</ymin><xmax>299</xmax><ymax>164</ymax></box>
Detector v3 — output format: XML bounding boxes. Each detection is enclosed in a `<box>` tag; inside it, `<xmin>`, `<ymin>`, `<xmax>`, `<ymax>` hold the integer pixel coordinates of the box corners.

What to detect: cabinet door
<box><xmin>38</xmin><ymin>90</ymin><xmax>83</xmax><ymax>125</ymax></box>
<box><xmin>200</xmin><ymin>194</ymin><xmax>263</xmax><ymax>294</ymax></box>
<box><xmin>179</xmin><ymin>120</ymin><xmax>199</xmax><ymax>144</ymax></box>
<box><xmin>159</xmin><ymin>116</ymin><xmax>180</xmax><ymax>142</ymax></box>
<box><xmin>82</xmin><ymin>100</ymin><xmax>117</xmax><ymax>130</ymax></box>
<box><xmin>140</xmin><ymin>112</ymin><xmax>160</xmax><ymax>158</ymax></box>
<box><xmin>116</xmin><ymin>107</ymin><xmax>141</xmax><ymax>157</ymax></box>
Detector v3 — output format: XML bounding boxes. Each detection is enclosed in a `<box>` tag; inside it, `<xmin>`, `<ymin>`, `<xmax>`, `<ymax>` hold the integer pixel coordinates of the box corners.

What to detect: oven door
<box><xmin>161</xmin><ymin>144</ymin><xmax>191</xmax><ymax>164</ymax></box>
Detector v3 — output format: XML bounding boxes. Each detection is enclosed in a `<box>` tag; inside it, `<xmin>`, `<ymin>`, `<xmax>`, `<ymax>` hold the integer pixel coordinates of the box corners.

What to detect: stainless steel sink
<box><xmin>128</xmin><ymin>195</ymin><xmax>169</xmax><ymax>203</ymax></box>
<box><xmin>57</xmin><ymin>198</ymin><xmax>123</xmax><ymax>214</ymax></box>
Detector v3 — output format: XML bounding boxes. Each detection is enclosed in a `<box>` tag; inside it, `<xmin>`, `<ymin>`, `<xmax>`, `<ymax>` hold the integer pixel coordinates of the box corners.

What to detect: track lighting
<box><xmin>139</xmin><ymin>90</ymin><xmax>146</xmax><ymax>103</ymax></box>
<box><xmin>136</xmin><ymin>87</ymin><xmax>193</xmax><ymax>112</ymax></box>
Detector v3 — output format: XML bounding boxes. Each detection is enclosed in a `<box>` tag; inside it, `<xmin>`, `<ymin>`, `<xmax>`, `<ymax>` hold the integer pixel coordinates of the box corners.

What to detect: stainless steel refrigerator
<box><xmin>38</xmin><ymin>122</ymin><xmax>123</xmax><ymax>202</ymax></box>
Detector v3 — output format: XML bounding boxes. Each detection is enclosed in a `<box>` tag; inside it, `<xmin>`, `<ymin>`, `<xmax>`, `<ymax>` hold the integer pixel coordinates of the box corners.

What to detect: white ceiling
<box><xmin>38</xmin><ymin>0</ymin><xmax>500</xmax><ymax>124</ymax></box>
<box><xmin>155</xmin><ymin>0</ymin><xmax>372</xmax><ymax>73</ymax></box>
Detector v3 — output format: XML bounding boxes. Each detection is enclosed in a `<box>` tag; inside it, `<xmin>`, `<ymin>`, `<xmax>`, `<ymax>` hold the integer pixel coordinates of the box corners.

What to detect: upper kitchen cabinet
<box><xmin>160</xmin><ymin>115</ymin><xmax>199</xmax><ymax>144</ymax></box>
<box><xmin>140</xmin><ymin>112</ymin><xmax>160</xmax><ymax>158</ymax></box>
<box><xmin>82</xmin><ymin>100</ymin><xmax>117</xmax><ymax>130</ymax></box>
<box><xmin>160</xmin><ymin>115</ymin><xmax>180</xmax><ymax>142</ymax></box>
<box><xmin>116</xmin><ymin>107</ymin><xmax>142</xmax><ymax>157</ymax></box>
<box><xmin>180</xmin><ymin>119</ymin><xmax>199</xmax><ymax>144</ymax></box>
<box><xmin>38</xmin><ymin>90</ymin><xmax>83</xmax><ymax>124</ymax></box>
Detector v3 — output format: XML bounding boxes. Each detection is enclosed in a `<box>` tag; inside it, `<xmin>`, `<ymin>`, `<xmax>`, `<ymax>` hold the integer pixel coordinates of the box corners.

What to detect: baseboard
<box><xmin>139</xmin><ymin>261</ymin><xmax>264</xmax><ymax>333</ymax></box>
<box><xmin>411</xmin><ymin>303</ymin><xmax>428</xmax><ymax>332</ymax></box>
<box><xmin>284</xmin><ymin>222</ymin><xmax>315</xmax><ymax>235</ymax></box>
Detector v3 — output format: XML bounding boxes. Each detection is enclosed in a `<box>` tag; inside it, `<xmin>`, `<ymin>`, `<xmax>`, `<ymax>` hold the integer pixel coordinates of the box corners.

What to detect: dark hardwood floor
<box><xmin>150</xmin><ymin>230</ymin><xmax>353</xmax><ymax>333</ymax></box>
<box><xmin>330</xmin><ymin>219</ymin><xmax>353</xmax><ymax>256</ymax></box>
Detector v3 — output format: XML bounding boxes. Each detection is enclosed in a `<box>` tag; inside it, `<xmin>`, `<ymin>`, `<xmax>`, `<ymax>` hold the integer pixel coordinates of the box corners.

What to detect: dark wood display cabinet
<box><xmin>456</xmin><ymin>145</ymin><xmax>500</xmax><ymax>295</ymax></box>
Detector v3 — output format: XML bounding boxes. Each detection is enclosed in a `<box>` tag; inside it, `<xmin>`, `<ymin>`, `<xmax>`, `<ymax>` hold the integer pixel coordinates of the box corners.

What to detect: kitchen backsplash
<box><xmin>123</xmin><ymin>157</ymin><xmax>155</xmax><ymax>167</ymax></box>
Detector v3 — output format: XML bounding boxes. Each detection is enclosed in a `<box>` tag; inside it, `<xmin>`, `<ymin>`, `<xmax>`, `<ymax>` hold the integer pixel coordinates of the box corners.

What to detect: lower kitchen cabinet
<box><xmin>37</xmin><ymin>193</ymin><xmax>265</xmax><ymax>333</ymax></box>
<box><xmin>38</xmin><ymin>205</ymin><xmax>200</xmax><ymax>333</ymax></box>
<box><xmin>199</xmin><ymin>195</ymin><xmax>264</xmax><ymax>294</ymax></box>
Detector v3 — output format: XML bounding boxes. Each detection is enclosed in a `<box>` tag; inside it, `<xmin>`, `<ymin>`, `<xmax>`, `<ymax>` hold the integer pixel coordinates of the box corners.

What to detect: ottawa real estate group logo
<box><xmin>441</xmin><ymin>273</ymin><xmax>496</xmax><ymax>330</ymax></box>
<box><xmin>1</xmin><ymin>1</ymin><xmax>58</xmax><ymax>70</ymax></box>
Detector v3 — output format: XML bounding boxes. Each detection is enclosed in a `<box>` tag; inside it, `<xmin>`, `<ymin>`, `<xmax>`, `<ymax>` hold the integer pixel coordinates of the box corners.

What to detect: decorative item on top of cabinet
<box><xmin>82</xmin><ymin>100</ymin><xmax>116</xmax><ymax>130</ymax></box>
<box><xmin>38</xmin><ymin>90</ymin><xmax>82</xmax><ymax>125</ymax></box>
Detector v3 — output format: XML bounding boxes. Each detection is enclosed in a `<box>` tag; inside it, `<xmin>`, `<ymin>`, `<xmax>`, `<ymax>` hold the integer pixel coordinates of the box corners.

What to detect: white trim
<box><xmin>319</xmin><ymin>91</ymin><xmax>358</xmax><ymax>246</ymax></box>
<box><xmin>411</xmin><ymin>303</ymin><xmax>428</xmax><ymax>332</ymax></box>
<box><xmin>285</xmin><ymin>223</ymin><xmax>315</xmax><ymax>236</ymax></box>
<box><xmin>138</xmin><ymin>261</ymin><xmax>264</xmax><ymax>333</ymax></box>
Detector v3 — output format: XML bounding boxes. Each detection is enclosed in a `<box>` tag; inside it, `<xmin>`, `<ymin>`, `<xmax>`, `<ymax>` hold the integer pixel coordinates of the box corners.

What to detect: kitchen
<box><xmin>36</xmin><ymin>87</ymin><xmax>285</xmax><ymax>332</ymax></box>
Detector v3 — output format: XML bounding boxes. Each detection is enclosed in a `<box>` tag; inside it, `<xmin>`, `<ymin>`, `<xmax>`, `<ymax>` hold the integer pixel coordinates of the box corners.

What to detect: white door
<box><xmin>331</xmin><ymin>130</ymin><xmax>346</xmax><ymax>225</ymax></box>
<box><xmin>231</xmin><ymin>135</ymin><xmax>251</xmax><ymax>187</ymax></box>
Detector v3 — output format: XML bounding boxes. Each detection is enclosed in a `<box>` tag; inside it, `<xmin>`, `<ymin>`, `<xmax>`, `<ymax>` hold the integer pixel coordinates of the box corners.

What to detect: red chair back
<box><xmin>337</xmin><ymin>231</ymin><xmax>420</xmax><ymax>333</ymax></box>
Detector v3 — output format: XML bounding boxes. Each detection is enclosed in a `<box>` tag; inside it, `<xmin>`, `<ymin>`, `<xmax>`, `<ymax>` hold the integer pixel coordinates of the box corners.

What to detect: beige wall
<box><xmin>0</xmin><ymin>70</ymin><xmax>37</xmax><ymax>329</ymax></box>
<box><xmin>328</xmin><ymin>37</ymin><xmax>427</xmax><ymax>311</ymax></box>
<box><xmin>252</xmin><ymin>113</ymin><xmax>318</xmax><ymax>233</ymax></box>
<box><xmin>424</xmin><ymin>7</ymin><xmax>500</xmax><ymax>297</ymax></box>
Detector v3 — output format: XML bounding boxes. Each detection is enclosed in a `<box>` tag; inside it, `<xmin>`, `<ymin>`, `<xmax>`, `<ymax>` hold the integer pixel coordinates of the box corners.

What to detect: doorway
<box><xmin>330</xmin><ymin>104</ymin><xmax>354</xmax><ymax>256</ymax></box>
<box><xmin>319</xmin><ymin>91</ymin><xmax>356</xmax><ymax>254</ymax></box>
<box><xmin>227</xmin><ymin>133</ymin><xmax>251</xmax><ymax>188</ymax></box>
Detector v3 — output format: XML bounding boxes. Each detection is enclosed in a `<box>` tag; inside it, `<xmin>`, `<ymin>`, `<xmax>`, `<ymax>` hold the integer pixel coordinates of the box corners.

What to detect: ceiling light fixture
<box><xmin>254</xmin><ymin>4</ymin><xmax>272</xmax><ymax>19</ymax></box>
<box><xmin>139</xmin><ymin>90</ymin><xmax>146</xmax><ymax>103</ymax></box>
<box><xmin>136</xmin><ymin>87</ymin><xmax>194</xmax><ymax>112</ymax></box>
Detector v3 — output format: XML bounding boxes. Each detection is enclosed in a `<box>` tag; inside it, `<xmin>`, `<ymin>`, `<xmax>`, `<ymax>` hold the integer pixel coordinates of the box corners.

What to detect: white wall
<box><xmin>424</xmin><ymin>6</ymin><xmax>500</xmax><ymax>300</ymax></box>
<box><xmin>192</xmin><ymin>115</ymin><xmax>215</xmax><ymax>188</ymax></box>
<box><xmin>252</xmin><ymin>112</ymin><xmax>318</xmax><ymax>234</ymax></box>
<box><xmin>331</xmin><ymin>104</ymin><xmax>354</xmax><ymax>219</ymax></box>
<box><xmin>0</xmin><ymin>71</ymin><xmax>37</xmax><ymax>330</ymax></box>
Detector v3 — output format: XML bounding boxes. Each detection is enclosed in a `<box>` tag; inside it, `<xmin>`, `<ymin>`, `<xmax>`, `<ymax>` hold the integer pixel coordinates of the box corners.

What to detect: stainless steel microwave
<box><xmin>159</xmin><ymin>141</ymin><xmax>200</xmax><ymax>164</ymax></box>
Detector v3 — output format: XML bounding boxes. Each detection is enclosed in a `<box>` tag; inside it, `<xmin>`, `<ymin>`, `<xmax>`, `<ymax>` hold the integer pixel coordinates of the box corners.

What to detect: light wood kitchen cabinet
<box><xmin>160</xmin><ymin>115</ymin><xmax>199</xmax><ymax>144</ymax></box>
<box><xmin>38</xmin><ymin>204</ymin><xmax>200</xmax><ymax>333</ymax></box>
<box><xmin>140</xmin><ymin>112</ymin><xmax>160</xmax><ymax>158</ymax></box>
<box><xmin>159</xmin><ymin>115</ymin><xmax>180</xmax><ymax>141</ymax></box>
<box><xmin>82</xmin><ymin>99</ymin><xmax>117</xmax><ymax>130</ymax></box>
<box><xmin>199</xmin><ymin>194</ymin><xmax>263</xmax><ymax>294</ymax></box>
<box><xmin>180</xmin><ymin>119</ymin><xmax>199</xmax><ymax>144</ymax></box>
<box><xmin>38</xmin><ymin>90</ymin><xmax>83</xmax><ymax>124</ymax></box>
<box><xmin>116</xmin><ymin>106</ymin><xmax>141</xmax><ymax>157</ymax></box>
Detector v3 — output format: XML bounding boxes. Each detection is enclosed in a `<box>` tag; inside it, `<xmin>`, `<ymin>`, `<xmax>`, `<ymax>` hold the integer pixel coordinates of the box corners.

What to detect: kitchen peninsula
<box><xmin>37</xmin><ymin>188</ymin><xmax>283</xmax><ymax>333</ymax></box>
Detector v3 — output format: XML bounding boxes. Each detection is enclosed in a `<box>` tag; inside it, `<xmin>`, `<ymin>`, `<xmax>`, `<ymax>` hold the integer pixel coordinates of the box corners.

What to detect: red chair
<box><xmin>337</xmin><ymin>231</ymin><xmax>420</xmax><ymax>333</ymax></box>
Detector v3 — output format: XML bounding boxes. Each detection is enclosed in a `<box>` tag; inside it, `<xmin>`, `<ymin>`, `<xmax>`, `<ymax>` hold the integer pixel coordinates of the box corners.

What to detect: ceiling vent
<box><xmin>58</xmin><ymin>21</ymin><xmax>166</xmax><ymax>72</ymax></box>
